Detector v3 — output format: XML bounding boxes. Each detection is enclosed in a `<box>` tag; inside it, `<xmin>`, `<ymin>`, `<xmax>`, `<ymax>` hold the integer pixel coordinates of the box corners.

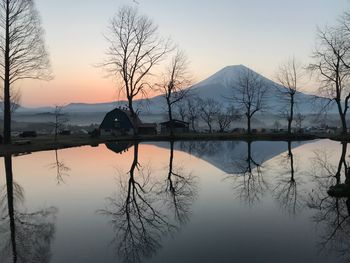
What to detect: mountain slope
<box><xmin>187</xmin><ymin>65</ymin><xmax>321</xmax><ymax>114</ymax></box>
<box><xmin>17</xmin><ymin>65</ymin><xmax>329</xmax><ymax>115</ymax></box>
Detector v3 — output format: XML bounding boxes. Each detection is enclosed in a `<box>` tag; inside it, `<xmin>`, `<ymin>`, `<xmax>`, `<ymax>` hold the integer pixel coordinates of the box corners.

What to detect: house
<box><xmin>160</xmin><ymin>119</ymin><xmax>189</xmax><ymax>134</ymax></box>
<box><xmin>100</xmin><ymin>107</ymin><xmax>157</xmax><ymax>135</ymax></box>
<box><xmin>138</xmin><ymin>123</ymin><xmax>157</xmax><ymax>135</ymax></box>
<box><xmin>105</xmin><ymin>141</ymin><xmax>133</xmax><ymax>154</ymax></box>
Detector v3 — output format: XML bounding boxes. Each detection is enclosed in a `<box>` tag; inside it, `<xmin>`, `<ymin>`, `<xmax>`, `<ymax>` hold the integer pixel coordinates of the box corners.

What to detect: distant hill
<box><xmin>16</xmin><ymin>64</ymin><xmax>333</xmax><ymax>115</ymax></box>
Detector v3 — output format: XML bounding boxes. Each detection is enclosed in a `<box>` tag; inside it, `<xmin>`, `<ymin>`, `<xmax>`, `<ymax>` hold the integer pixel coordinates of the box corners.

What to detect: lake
<box><xmin>0</xmin><ymin>139</ymin><xmax>349</xmax><ymax>263</ymax></box>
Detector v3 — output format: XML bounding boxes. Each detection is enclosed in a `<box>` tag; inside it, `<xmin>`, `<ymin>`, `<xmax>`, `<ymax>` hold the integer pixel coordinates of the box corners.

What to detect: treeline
<box><xmin>2</xmin><ymin>3</ymin><xmax>350</xmax><ymax>143</ymax></box>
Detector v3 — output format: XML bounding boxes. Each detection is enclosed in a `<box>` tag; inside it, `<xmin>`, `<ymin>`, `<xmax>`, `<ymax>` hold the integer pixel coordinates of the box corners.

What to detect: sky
<box><xmin>21</xmin><ymin>0</ymin><xmax>350</xmax><ymax>107</ymax></box>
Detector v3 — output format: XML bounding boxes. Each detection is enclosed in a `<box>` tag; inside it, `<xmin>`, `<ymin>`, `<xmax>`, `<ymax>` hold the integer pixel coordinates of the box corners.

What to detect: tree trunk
<box><xmin>4</xmin><ymin>0</ymin><xmax>11</xmax><ymax>144</ymax></box>
<box><xmin>288</xmin><ymin>141</ymin><xmax>295</xmax><ymax>181</ymax></box>
<box><xmin>247</xmin><ymin>116</ymin><xmax>251</xmax><ymax>134</ymax></box>
<box><xmin>5</xmin><ymin>155</ymin><xmax>17</xmax><ymax>262</ymax></box>
<box><xmin>168</xmin><ymin>141</ymin><xmax>175</xmax><ymax>191</ymax></box>
<box><xmin>247</xmin><ymin>141</ymin><xmax>252</xmax><ymax>173</ymax></box>
<box><xmin>208</xmin><ymin>121</ymin><xmax>212</xmax><ymax>133</ymax></box>
<box><xmin>128</xmin><ymin>99</ymin><xmax>138</xmax><ymax>135</ymax></box>
<box><xmin>167</xmin><ymin>98</ymin><xmax>174</xmax><ymax>136</ymax></box>
<box><xmin>288</xmin><ymin>95</ymin><xmax>294</xmax><ymax>135</ymax></box>
<box><xmin>191</xmin><ymin>118</ymin><xmax>196</xmax><ymax>132</ymax></box>
<box><xmin>340</xmin><ymin>113</ymin><xmax>347</xmax><ymax>135</ymax></box>
<box><xmin>334</xmin><ymin>97</ymin><xmax>347</xmax><ymax>134</ymax></box>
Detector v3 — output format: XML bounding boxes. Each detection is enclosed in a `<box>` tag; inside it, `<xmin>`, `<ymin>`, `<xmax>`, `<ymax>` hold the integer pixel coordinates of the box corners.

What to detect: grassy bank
<box><xmin>0</xmin><ymin>132</ymin><xmax>343</xmax><ymax>157</ymax></box>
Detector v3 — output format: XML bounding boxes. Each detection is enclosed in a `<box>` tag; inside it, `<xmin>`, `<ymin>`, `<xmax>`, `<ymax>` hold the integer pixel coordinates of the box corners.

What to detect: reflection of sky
<box><xmin>0</xmin><ymin>140</ymin><xmax>348</xmax><ymax>262</ymax></box>
<box><xmin>21</xmin><ymin>0</ymin><xmax>349</xmax><ymax>106</ymax></box>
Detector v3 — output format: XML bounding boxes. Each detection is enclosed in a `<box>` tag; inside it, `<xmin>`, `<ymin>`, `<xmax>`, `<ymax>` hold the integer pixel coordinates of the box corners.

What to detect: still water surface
<box><xmin>0</xmin><ymin>140</ymin><xmax>349</xmax><ymax>263</ymax></box>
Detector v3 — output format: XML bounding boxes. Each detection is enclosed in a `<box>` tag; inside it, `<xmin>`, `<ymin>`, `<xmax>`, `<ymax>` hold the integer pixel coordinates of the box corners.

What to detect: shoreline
<box><xmin>0</xmin><ymin>132</ymin><xmax>346</xmax><ymax>157</ymax></box>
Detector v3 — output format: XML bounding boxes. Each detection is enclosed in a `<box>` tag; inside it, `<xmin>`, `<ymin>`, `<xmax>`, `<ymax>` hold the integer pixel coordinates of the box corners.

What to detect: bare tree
<box><xmin>228</xmin><ymin>141</ymin><xmax>268</xmax><ymax>205</ymax></box>
<box><xmin>230</xmin><ymin>68</ymin><xmax>268</xmax><ymax>134</ymax></box>
<box><xmin>103</xmin><ymin>6</ymin><xmax>171</xmax><ymax>128</ymax></box>
<box><xmin>198</xmin><ymin>98</ymin><xmax>220</xmax><ymax>133</ymax></box>
<box><xmin>48</xmin><ymin>150</ymin><xmax>70</xmax><ymax>184</ymax></box>
<box><xmin>276</xmin><ymin>57</ymin><xmax>303</xmax><ymax>134</ymax></box>
<box><xmin>307</xmin><ymin>143</ymin><xmax>350</xmax><ymax>259</ymax></box>
<box><xmin>0</xmin><ymin>86</ymin><xmax>20</xmax><ymax>113</ymax></box>
<box><xmin>273</xmin><ymin>141</ymin><xmax>304</xmax><ymax>215</ymax></box>
<box><xmin>0</xmin><ymin>155</ymin><xmax>57</xmax><ymax>263</ymax></box>
<box><xmin>51</xmin><ymin>106</ymin><xmax>68</xmax><ymax>142</ymax></box>
<box><xmin>161</xmin><ymin>141</ymin><xmax>197</xmax><ymax>225</ymax></box>
<box><xmin>340</xmin><ymin>12</ymin><xmax>350</xmax><ymax>69</ymax></box>
<box><xmin>175</xmin><ymin>99</ymin><xmax>187</xmax><ymax>121</ymax></box>
<box><xmin>158</xmin><ymin>49</ymin><xmax>192</xmax><ymax>135</ymax></box>
<box><xmin>295</xmin><ymin>113</ymin><xmax>305</xmax><ymax>131</ymax></box>
<box><xmin>217</xmin><ymin>106</ymin><xmax>239</xmax><ymax>132</ymax></box>
<box><xmin>309</xmin><ymin>25</ymin><xmax>350</xmax><ymax>134</ymax></box>
<box><xmin>273</xmin><ymin>120</ymin><xmax>281</xmax><ymax>132</ymax></box>
<box><xmin>99</xmin><ymin>143</ymin><xmax>176</xmax><ymax>262</ymax></box>
<box><xmin>0</xmin><ymin>0</ymin><xmax>51</xmax><ymax>144</ymax></box>
<box><xmin>185</xmin><ymin>96</ymin><xmax>200</xmax><ymax>132</ymax></box>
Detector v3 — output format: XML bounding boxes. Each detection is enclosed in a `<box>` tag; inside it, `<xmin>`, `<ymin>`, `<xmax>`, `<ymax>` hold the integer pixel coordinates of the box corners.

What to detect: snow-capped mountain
<box><xmin>187</xmin><ymin>64</ymin><xmax>321</xmax><ymax>113</ymax></box>
<box><xmin>17</xmin><ymin>65</ymin><xmax>328</xmax><ymax>115</ymax></box>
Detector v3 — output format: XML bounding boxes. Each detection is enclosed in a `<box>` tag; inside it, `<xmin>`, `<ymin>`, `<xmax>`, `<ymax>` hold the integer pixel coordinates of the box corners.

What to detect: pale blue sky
<box><xmin>26</xmin><ymin>0</ymin><xmax>349</xmax><ymax>106</ymax></box>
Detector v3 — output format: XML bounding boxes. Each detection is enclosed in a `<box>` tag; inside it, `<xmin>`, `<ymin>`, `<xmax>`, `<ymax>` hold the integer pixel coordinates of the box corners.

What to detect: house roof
<box><xmin>160</xmin><ymin>119</ymin><xmax>189</xmax><ymax>126</ymax></box>
<box><xmin>105</xmin><ymin>142</ymin><xmax>133</xmax><ymax>154</ymax></box>
<box><xmin>100</xmin><ymin>108</ymin><xmax>156</xmax><ymax>130</ymax></box>
<box><xmin>139</xmin><ymin>123</ymin><xmax>157</xmax><ymax>128</ymax></box>
<box><xmin>100</xmin><ymin>108</ymin><xmax>141</xmax><ymax>130</ymax></box>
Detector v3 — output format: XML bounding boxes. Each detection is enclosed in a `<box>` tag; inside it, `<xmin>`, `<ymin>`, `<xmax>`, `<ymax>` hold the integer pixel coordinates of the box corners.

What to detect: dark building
<box><xmin>160</xmin><ymin>120</ymin><xmax>189</xmax><ymax>134</ymax></box>
<box><xmin>105</xmin><ymin>141</ymin><xmax>133</xmax><ymax>154</ymax></box>
<box><xmin>100</xmin><ymin>108</ymin><xmax>157</xmax><ymax>135</ymax></box>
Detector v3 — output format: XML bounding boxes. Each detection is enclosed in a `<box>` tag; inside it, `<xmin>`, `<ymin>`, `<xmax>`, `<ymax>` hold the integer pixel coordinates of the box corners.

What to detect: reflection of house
<box><xmin>100</xmin><ymin>108</ymin><xmax>157</xmax><ymax>135</ymax></box>
<box><xmin>160</xmin><ymin>120</ymin><xmax>189</xmax><ymax>134</ymax></box>
<box><xmin>105</xmin><ymin>142</ymin><xmax>133</xmax><ymax>154</ymax></box>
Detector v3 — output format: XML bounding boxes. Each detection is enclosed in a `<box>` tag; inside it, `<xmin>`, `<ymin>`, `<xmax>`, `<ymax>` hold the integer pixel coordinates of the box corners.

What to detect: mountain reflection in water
<box><xmin>0</xmin><ymin>140</ymin><xmax>349</xmax><ymax>262</ymax></box>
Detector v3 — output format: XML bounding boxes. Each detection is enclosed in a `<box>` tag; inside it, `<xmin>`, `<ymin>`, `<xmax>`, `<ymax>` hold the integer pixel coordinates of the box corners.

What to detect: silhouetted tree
<box><xmin>230</xmin><ymin>68</ymin><xmax>268</xmax><ymax>134</ymax></box>
<box><xmin>103</xmin><ymin>6</ymin><xmax>171</xmax><ymax>129</ymax></box>
<box><xmin>273</xmin><ymin>141</ymin><xmax>303</xmax><ymax>215</ymax></box>
<box><xmin>295</xmin><ymin>113</ymin><xmax>305</xmax><ymax>131</ymax></box>
<box><xmin>162</xmin><ymin>141</ymin><xmax>197</xmax><ymax>224</ymax></box>
<box><xmin>0</xmin><ymin>0</ymin><xmax>51</xmax><ymax>144</ymax></box>
<box><xmin>48</xmin><ymin>149</ymin><xmax>70</xmax><ymax>184</ymax></box>
<box><xmin>339</xmin><ymin>12</ymin><xmax>350</xmax><ymax>69</ymax></box>
<box><xmin>307</xmin><ymin>143</ymin><xmax>350</xmax><ymax>260</ymax></box>
<box><xmin>175</xmin><ymin>99</ymin><xmax>187</xmax><ymax>122</ymax></box>
<box><xmin>217</xmin><ymin>106</ymin><xmax>239</xmax><ymax>132</ymax></box>
<box><xmin>198</xmin><ymin>98</ymin><xmax>220</xmax><ymax>133</ymax></box>
<box><xmin>158</xmin><ymin>49</ymin><xmax>192</xmax><ymax>135</ymax></box>
<box><xmin>276</xmin><ymin>57</ymin><xmax>303</xmax><ymax>134</ymax></box>
<box><xmin>0</xmin><ymin>87</ymin><xmax>20</xmax><ymax>113</ymax></box>
<box><xmin>51</xmin><ymin>105</ymin><xmax>68</xmax><ymax>142</ymax></box>
<box><xmin>185</xmin><ymin>96</ymin><xmax>200</xmax><ymax>132</ymax></box>
<box><xmin>309</xmin><ymin>25</ymin><xmax>350</xmax><ymax>134</ymax></box>
<box><xmin>0</xmin><ymin>155</ymin><xmax>57</xmax><ymax>263</ymax></box>
<box><xmin>229</xmin><ymin>141</ymin><xmax>268</xmax><ymax>205</ymax></box>
<box><xmin>99</xmin><ymin>143</ymin><xmax>176</xmax><ymax>263</ymax></box>
<box><xmin>273</xmin><ymin>120</ymin><xmax>281</xmax><ymax>132</ymax></box>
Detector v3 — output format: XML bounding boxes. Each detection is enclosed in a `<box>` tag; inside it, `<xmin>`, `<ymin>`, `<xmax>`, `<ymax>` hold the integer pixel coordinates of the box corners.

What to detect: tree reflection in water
<box><xmin>48</xmin><ymin>149</ymin><xmax>70</xmax><ymax>184</ymax></box>
<box><xmin>308</xmin><ymin>142</ymin><xmax>350</xmax><ymax>261</ymax></box>
<box><xmin>100</xmin><ymin>143</ymin><xmax>177</xmax><ymax>263</ymax></box>
<box><xmin>273</xmin><ymin>141</ymin><xmax>303</xmax><ymax>215</ymax></box>
<box><xmin>228</xmin><ymin>141</ymin><xmax>268</xmax><ymax>205</ymax></box>
<box><xmin>161</xmin><ymin>141</ymin><xmax>197</xmax><ymax>225</ymax></box>
<box><xmin>0</xmin><ymin>155</ymin><xmax>57</xmax><ymax>263</ymax></box>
